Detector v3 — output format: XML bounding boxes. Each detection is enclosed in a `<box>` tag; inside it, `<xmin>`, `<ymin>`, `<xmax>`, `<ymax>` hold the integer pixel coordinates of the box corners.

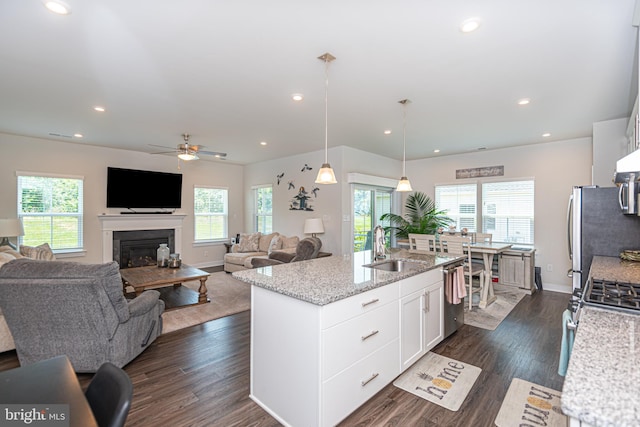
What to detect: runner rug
<box><xmin>495</xmin><ymin>378</ymin><xmax>568</xmax><ymax>427</ymax></box>
<box><xmin>393</xmin><ymin>352</ymin><xmax>482</xmax><ymax>411</ymax></box>
<box><xmin>464</xmin><ymin>284</ymin><xmax>529</xmax><ymax>330</ymax></box>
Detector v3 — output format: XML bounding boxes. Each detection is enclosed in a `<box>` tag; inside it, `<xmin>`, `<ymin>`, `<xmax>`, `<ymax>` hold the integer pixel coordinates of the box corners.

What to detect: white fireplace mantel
<box><xmin>98</xmin><ymin>214</ymin><xmax>187</xmax><ymax>263</ymax></box>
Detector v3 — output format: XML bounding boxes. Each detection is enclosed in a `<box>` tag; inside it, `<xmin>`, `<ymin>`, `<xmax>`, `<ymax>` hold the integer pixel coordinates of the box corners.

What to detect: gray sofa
<box><xmin>0</xmin><ymin>258</ymin><xmax>164</xmax><ymax>373</ymax></box>
<box><xmin>251</xmin><ymin>237</ymin><xmax>324</xmax><ymax>267</ymax></box>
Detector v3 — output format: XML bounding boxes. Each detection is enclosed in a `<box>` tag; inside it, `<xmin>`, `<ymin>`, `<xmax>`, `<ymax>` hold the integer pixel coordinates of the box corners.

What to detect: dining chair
<box><xmin>475</xmin><ymin>232</ymin><xmax>493</xmax><ymax>243</ymax></box>
<box><xmin>439</xmin><ymin>235</ymin><xmax>484</xmax><ymax>310</ymax></box>
<box><xmin>408</xmin><ymin>233</ymin><xmax>438</xmax><ymax>253</ymax></box>
<box><xmin>85</xmin><ymin>362</ymin><xmax>133</xmax><ymax>427</ymax></box>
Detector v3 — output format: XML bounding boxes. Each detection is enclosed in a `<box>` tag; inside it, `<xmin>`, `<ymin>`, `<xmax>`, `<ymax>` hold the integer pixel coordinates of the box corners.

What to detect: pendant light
<box><xmin>396</xmin><ymin>99</ymin><xmax>413</xmax><ymax>192</ymax></box>
<box><xmin>315</xmin><ymin>53</ymin><xmax>338</xmax><ymax>184</ymax></box>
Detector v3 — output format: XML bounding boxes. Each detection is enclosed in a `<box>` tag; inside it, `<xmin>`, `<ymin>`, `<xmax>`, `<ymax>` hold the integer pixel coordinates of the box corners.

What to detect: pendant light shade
<box><xmin>315</xmin><ymin>53</ymin><xmax>337</xmax><ymax>185</ymax></box>
<box><xmin>396</xmin><ymin>99</ymin><xmax>413</xmax><ymax>192</ymax></box>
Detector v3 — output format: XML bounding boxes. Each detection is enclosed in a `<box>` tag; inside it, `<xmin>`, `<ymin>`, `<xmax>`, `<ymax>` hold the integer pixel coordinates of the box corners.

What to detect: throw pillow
<box><xmin>19</xmin><ymin>243</ymin><xmax>56</xmax><ymax>261</ymax></box>
<box><xmin>237</xmin><ymin>232</ymin><xmax>261</xmax><ymax>252</ymax></box>
<box><xmin>0</xmin><ymin>246</ymin><xmax>23</xmax><ymax>259</ymax></box>
<box><xmin>268</xmin><ymin>235</ymin><xmax>283</xmax><ymax>254</ymax></box>
<box><xmin>282</xmin><ymin>236</ymin><xmax>299</xmax><ymax>249</ymax></box>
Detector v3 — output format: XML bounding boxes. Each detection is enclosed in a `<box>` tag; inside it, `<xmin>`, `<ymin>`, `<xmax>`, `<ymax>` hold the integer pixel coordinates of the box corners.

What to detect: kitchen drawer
<box><xmin>400</xmin><ymin>269</ymin><xmax>442</xmax><ymax>297</ymax></box>
<box><xmin>322</xmin><ymin>300</ymin><xmax>399</xmax><ymax>379</ymax></box>
<box><xmin>322</xmin><ymin>282</ymin><xmax>399</xmax><ymax>328</ymax></box>
<box><xmin>322</xmin><ymin>339</ymin><xmax>400</xmax><ymax>427</ymax></box>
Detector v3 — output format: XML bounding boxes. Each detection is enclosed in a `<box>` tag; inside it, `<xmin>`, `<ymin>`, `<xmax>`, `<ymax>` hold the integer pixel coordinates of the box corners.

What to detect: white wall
<box><xmin>243</xmin><ymin>145</ymin><xmax>400</xmax><ymax>256</ymax></box>
<box><xmin>0</xmin><ymin>133</ymin><xmax>244</xmax><ymax>267</ymax></box>
<box><xmin>405</xmin><ymin>137</ymin><xmax>593</xmax><ymax>293</ymax></box>
<box><xmin>593</xmin><ymin>117</ymin><xmax>628</xmax><ymax>186</ymax></box>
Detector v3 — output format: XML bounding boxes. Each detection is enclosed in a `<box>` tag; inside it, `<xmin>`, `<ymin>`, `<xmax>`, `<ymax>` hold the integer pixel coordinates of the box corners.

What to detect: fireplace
<box><xmin>98</xmin><ymin>214</ymin><xmax>186</xmax><ymax>265</ymax></box>
<box><xmin>114</xmin><ymin>229</ymin><xmax>175</xmax><ymax>268</ymax></box>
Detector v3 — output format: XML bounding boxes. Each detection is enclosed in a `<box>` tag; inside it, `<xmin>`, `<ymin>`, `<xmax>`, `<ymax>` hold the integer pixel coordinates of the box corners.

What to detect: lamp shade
<box><xmin>304</xmin><ymin>218</ymin><xmax>325</xmax><ymax>235</ymax></box>
<box><xmin>0</xmin><ymin>219</ymin><xmax>24</xmax><ymax>237</ymax></box>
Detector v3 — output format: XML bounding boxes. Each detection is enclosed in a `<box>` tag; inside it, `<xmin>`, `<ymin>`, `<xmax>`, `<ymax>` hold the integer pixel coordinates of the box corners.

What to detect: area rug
<box><xmin>393</xmin><ymin>352</ymin><xmax>481</xmax><ymax>411</ymax></box>
<box><xmin>464</xmin><ymin>284</ymin><xmax>528</xmax><ymax>330</ymax></box>
<box><xmin>495</xmin><ymin>378</ymin><xmax>567</xmax><ymax>427</ymax></box>
<box><xmin>160</xmin><ymin>271</ymin><xmax>251</xmax><ymax>334</ymax></box>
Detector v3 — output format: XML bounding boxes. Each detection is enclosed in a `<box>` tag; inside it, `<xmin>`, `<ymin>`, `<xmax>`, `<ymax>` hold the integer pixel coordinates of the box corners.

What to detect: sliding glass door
<box><xmin>353</xmin><ymin>185</ymin><xmax>393</xmax><ymax>252</ymax></box>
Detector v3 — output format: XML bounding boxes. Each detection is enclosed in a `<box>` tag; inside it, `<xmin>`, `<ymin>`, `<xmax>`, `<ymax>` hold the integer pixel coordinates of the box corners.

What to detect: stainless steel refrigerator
<box><xmin>568</xmin><ymin>186</ymin><xmax>640</xmax><ymax>290</ymax></box>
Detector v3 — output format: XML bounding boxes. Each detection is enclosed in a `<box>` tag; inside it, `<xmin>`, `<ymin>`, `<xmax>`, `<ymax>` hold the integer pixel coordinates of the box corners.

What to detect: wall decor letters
<box><xmin>456</xmin><ymin>165</ymin><xmax>504</xmax><ymax>179</ymax></box>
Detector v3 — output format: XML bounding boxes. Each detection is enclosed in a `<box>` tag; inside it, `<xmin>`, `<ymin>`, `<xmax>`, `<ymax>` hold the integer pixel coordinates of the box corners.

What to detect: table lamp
<box><xmin>0</xmin><ymin>219</ymin><xmax>24</xmax><ymax>249</ymax></box>
<box><xmin>303</xmin><ymin>218</ymin><xmax>324</xmax><ymax>237</ymax></box>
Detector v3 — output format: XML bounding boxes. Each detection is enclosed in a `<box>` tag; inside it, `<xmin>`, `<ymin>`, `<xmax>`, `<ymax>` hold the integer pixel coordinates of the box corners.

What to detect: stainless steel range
<box><xmin>569</xmin><ymin>278</ymin><xmax>640</xmax><ymax>329</ymax></box>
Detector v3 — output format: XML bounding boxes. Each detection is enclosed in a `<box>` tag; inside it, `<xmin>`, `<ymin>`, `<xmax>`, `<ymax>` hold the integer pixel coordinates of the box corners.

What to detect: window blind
<box><xmin>482</xmin><ymin>180</ymin><xmax>534</xmax><ymax>244</ymax></box>
<box><xmin>194</xmin><ymin>187</ymin><xmax>228</xmax><ymax>241</ymax></box>
<box><xmin>435</xmin><ymin>183</ymin><xmax>477</xmax><ymax>231</ymax></box>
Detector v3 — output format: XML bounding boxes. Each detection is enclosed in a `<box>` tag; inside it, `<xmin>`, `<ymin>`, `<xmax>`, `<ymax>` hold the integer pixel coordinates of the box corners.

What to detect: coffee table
<box><xmin>120</xmin><ymin>264</ymin><xmax>210</xmax><ymax>309</ymax></box>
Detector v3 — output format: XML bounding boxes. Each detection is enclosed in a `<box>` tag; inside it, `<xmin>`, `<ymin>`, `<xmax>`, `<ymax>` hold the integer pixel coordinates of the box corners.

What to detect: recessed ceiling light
<box><xmin>517</xmin><ymin>98</ymin><xmax>531</xmax><ymax>106</ymax></box>
<box><xmin>542</xmin><ymin>132</ymin><xmax>551</xmax><ymax>137</ymax></box>
<box><xmin>42</xmin><ymin>0</ymin><xmax>71</xmax><ymax>15</ymax></box>
<box><xmin>434</xmin><ymin>149</ymin><xmax>440</xmax><ymax>153</ymax></box>
<box><xmin>292</xmin><ymin>94</ymin><xmax>304</xmax><ymax>101</ymax></box>
<box><xmin>460</xmin><ymin>18</ymin><xmax>481</xmax><ymax>33</ymax></box>
<box><xmin>383</xmin><ymin>130</ymin><xmax>392</xmax><ymax>135</ymax></box>
<box><xmin>93</xmin><ymin>106</ymin><xmax>105</xmax><ymax>112</ymax></box>
<box><xmin>73</xmin><ymin>133</ymin><xmax>83</xmax><ymax>138</ymax></box>
<box><xmin>260</xmin><ymin>141</ymin><xmax>267</xmax><ymax>146</ymax></box>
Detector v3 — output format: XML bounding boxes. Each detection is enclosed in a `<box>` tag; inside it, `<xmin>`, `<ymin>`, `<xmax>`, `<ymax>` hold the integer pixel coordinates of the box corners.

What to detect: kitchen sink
<box><xmin>364</xmin><ymin>259</ymin><xmax>424</xmax><ymax>273</ymax></box>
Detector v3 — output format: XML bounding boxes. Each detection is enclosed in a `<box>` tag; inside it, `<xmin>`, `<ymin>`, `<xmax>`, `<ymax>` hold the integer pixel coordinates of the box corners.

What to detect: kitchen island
<box><xmin>233</xmin><ymin>249</ymin><xmax>463</xmax><ymax>427</ymax></box>
<box><xmin>561</xmin><ymin>256</ymin><xmax>640</xmax><ymax>427</ymax></box>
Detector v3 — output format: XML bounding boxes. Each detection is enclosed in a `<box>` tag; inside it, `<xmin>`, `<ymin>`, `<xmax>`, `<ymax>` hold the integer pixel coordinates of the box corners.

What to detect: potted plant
<box><xmin>380</xmin><ymin>191</ymin><xmax>452</xmax><ymax>239</ymax></box>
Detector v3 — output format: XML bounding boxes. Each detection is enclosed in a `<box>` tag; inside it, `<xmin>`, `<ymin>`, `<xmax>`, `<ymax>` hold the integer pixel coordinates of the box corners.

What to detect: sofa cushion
<box><xmin>269</xmin><ymin>251</ymin><xmax>296</xmax><ymax>263</ymax></box>
<box><xmin>0</xmin><ymin>253</ymin><xmax>16</xmax><ymax>268</ymax></box>
<box><xmin>291</xmin><ymin>237</ymin><xmax>322</xmax><ymax>262</ymax></box>
<box><xmin>0</xmin><ymin>246</ymin><xmax>23</xmax><ymax>259</ymax></box>
<box><xmin>237</xmin><ymin>232</ymin><xmax>261</xmax><ymax>252</ymax></box>
<box><xmin>282</xmin><ymin>236</ymin><xmax>299</xmax><ymax>249</ymax></box>
<box><xmin>19</xmin><ymin>243</ymin><xmax>56</xmax><ymax>261</ymax></box>
<box><xmin>258</xmin><ymin>232</ymin><xmax>278</xmax><ymax>253</ymax></box>
<box><xmin>224</xmin><ymin>251</ymin><xmax>265</xmax><ymax>266</ymax></box>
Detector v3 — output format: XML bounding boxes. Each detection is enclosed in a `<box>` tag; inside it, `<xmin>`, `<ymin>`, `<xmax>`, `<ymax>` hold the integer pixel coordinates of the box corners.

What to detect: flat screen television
<box><xmin>107</xmin><ymin>167</ymin><xmax>183</xmax><ymax>209</ymax></box>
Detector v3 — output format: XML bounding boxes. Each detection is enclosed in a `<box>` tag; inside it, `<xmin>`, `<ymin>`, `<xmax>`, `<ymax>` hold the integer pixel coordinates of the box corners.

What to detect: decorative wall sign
<box><xmin>456</xmin><ymin>165</ymin><xmax>504</xmax><ymax>179</ymax></box>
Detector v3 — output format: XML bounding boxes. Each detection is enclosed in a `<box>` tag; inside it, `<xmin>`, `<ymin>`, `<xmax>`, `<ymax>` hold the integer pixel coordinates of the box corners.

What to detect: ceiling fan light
<box><xmin>178</xmin><ymin>152</ymin><xmax>198</xmax><ymax>161</ymax></box>
<box><xmin>43</xmin><ymin>0</ymin><xmax>71</xmax><ymax>15</ymax></box>
<box><xmin>396</xmin><ymin>177</ymin><xmax>413</xmax><ymax>192</ymax></box>
<box><xmin>315</xmin><ymin>163</ymin><xmax>337</xmax><ymax>184</ymax></box>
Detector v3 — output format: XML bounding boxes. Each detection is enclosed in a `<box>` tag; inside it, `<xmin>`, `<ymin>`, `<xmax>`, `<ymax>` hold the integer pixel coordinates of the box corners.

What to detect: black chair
<box><xmin>85</xmin><ymin>362</ymin><xmax>133</xmax><ymax>427</ymax></box>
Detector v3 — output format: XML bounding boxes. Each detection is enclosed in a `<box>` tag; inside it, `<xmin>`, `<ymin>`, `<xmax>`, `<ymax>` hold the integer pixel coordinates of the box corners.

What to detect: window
<box><xmin>17</xmin><ymin>173</ymin><xmax>84</xmax><ymax>252</ymax></box>
<box><xmin>435</xmin><ymin>184</ymin><xmax>477</xmax><ymax>231</ymax></box>
<box><xmin>194</xmin><ymin>187</ymin><xmax>228</xmax><ymax>241</ymax></box>
<box><xmin>253</xmin><ymin>185</ymin><xmax>272</xmax><ymax>233</ymax></box>
<box><xmin>482</xmin><ymin>180</ymin><xmax>534</xmax><ymax>244</ymax></box>
<box><xmin>435</xmin><ymin>179</ymin><xmax>535</xmax><ymax>244</ymax></box>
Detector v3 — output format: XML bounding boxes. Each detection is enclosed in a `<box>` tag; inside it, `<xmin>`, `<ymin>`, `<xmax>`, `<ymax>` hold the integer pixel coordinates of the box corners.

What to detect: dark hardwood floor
<box><xmin>0</xmin><ymin>289</ymin><xmax>568</xmax><ymax>427</ymax></box>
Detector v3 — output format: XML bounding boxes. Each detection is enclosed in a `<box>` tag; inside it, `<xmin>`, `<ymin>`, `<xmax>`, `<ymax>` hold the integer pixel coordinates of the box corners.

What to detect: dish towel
<box><xmin>445</xmin><ymin>266</ymin><xmax>467</xmax><ymax>304</ymax></box>
<box><xmin>558</xmin><ymin>309</ymin><xmax>575</xmax><ymax>376</ymax></box>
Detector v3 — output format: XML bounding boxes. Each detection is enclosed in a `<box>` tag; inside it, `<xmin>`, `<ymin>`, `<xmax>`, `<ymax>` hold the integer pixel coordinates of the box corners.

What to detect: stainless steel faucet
<box><xmin>373</xmin><ymin>225</ymin><xmax>386</xmax><ymax>259</ymax></box>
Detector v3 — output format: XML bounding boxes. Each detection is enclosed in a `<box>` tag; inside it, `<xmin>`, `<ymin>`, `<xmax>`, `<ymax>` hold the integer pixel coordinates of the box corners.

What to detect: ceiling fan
<box><xmin>149</xmin><ymin>134</ymin><xmax>227</xmax><ymax>161</ymax></box>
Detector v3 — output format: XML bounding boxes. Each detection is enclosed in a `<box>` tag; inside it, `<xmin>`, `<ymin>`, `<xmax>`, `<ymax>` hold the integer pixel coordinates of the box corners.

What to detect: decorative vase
<box><xmin>157</xmin><ymin>243</ymin><xmax>169</xmax><ymax>267</ymax></box>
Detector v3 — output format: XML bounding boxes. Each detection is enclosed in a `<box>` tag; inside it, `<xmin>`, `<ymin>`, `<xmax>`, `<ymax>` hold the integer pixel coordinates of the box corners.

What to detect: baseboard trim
<box><xmin>539</xmin><ymin>282</ymin><xmax>571</xmax><ymax>294</ymax></box>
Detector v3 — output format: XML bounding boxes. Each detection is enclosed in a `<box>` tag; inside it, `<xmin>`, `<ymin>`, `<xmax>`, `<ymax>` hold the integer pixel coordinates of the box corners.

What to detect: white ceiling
<box><xmin>1</xmin><ymin>1</ymin><xmax>638</xmax><ymax>165</ymax></box>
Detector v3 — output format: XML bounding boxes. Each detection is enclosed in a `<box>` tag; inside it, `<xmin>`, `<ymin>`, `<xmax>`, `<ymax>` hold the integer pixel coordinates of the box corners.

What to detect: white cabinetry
<box><xmin>250</xmin><ymin>267</ymin><xmax>446</xmax><ymax>427</ymax></box>
<box><xmin>399</xmin><ymin>269</ymin><xmax>444</xmax><ymax>371</ymax></box>
<box><xmin>251</xmin><ymin>282</ymin><xmax>400</xmax><ymax>427</ymax></box>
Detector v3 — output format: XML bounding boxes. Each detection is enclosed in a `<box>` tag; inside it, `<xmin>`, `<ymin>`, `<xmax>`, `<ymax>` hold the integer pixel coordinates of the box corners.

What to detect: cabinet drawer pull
<box><xmin>361</xmin><ymin>298</ymin><xmax>380</xmax><ymax>308</ymax></box>
<box><xmin>361</xmin><ymin>330</ymin><xmax>379</xmax><ymax>341</ymax></box>
<box><xmin>361</xmin><ymin>372</ymin><xmax>379</xmax><ymax>387</ymax></box>
<box><xmin>423</xmin><ymin>292</ymin><xmax>429</xmax><ymax>312</ymax></box>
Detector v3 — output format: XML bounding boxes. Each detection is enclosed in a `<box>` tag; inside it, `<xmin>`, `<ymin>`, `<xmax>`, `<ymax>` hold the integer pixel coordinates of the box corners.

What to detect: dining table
<box><xmin>468</xmin><ymin>241</ymin><xmax>513</xmax><ymax>308</ymax></box>
<box><xmin>0</xmin><ymin>355</ymin><xmax>98</xmax><ymax>427</ymax></box>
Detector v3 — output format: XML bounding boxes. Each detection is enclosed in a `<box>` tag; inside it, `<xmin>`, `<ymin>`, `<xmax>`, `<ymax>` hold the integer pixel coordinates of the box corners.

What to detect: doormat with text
<box><xmin>393</xmin><ymin>352</ymin><xmax>481</xmax><ymax>411</ymax></box>
<box><xmin>494</xmin><ymin>378</ymin><xmax>568</xmax><ymax>427</ymax></box>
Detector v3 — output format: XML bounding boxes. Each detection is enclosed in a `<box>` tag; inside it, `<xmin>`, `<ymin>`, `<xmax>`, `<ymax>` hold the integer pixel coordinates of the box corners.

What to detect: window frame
<box><xmin>193</xmin><ymin>185</ymin><xmax>229</xmax><ymax>243</ymax></box>
<box><xmin>435</xmin><ymin>177</ymin><xmax>535</xmax><ymax>245</ymax></box>
<box><xmin>17</xmin><ymin>171</ymin><xmax>84</xmax><ymax>254</ymax></box>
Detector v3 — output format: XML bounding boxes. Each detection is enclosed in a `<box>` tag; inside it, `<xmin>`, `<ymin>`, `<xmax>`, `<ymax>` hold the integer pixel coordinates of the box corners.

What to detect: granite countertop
<box><xmin>232</xmin><ymin>249</ymin><xmax>463</xmax><ymax>306</ymax></box>
<box><xmin>561</xmin><ymin>256</ymin><xmax>640</xmax><ymax>426</ymax></box>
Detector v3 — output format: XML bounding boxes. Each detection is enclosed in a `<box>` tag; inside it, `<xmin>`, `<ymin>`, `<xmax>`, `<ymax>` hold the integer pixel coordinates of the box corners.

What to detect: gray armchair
<box><xmin>0</xmin><ymin>259</ymin><xmax>164</xmax><ymax>373</ymax></box>
<box><xmin>251</xmin><ymin>237</ymin><xmax>323</xmax><ymax>267</ymax></box>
